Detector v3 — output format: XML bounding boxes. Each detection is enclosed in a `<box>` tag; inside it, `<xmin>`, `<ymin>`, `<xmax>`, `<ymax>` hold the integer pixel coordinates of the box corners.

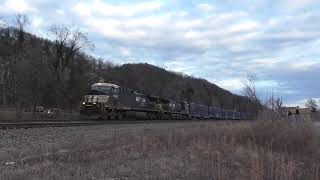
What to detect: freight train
<box><xmin>80</xmin><ymin>83</ymin><xmax>252</xmax><ymax>120</ymax></box>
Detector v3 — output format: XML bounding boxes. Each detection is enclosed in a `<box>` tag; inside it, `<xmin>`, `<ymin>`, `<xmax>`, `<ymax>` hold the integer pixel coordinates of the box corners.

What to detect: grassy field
<box><xmin>0</xmin><ymin>120</ymin><xmax>319</xmax><ymax>180</ymax></box>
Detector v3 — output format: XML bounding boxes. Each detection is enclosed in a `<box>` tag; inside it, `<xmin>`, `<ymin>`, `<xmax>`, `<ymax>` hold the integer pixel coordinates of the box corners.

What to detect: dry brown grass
<box><xmin>0</xmin><ymin>111</ymin><xmax>80</xmax><ymax>120</ymax></box>
<box><xmin>0</xmin><ymin>111</ymin><xmax>17</xmax><ymax>120</ymax></box>
<box><xmin>1</xmin><ymin>120</ymin><xmax>319</xmax><ymax>180</ymax></box>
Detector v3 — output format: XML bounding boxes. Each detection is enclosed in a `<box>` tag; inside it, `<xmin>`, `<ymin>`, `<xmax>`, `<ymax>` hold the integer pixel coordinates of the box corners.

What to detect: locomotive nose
<box><xmin>80</xmin><ymin>95</ymin><xmax>110</xmax><ymax>115</ymax></box>
<box><xmin>84</xmin><ymin>95</ymin><xmax>109</xmax><ymax>104</ymax></box>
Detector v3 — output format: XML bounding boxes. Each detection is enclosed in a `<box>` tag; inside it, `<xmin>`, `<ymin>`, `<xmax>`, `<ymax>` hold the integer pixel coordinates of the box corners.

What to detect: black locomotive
<box><xmin>80</xmin><ymin>83</ymin><xmax>251</xmax><ymax>120</ymax></box>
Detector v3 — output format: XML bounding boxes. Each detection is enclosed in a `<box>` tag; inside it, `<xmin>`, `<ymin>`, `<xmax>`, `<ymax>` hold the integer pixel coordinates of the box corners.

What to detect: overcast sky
<box><xmin>0</xmin><ymin>0</ymin><xmax>319</xmax><ymax>107</ymax></box>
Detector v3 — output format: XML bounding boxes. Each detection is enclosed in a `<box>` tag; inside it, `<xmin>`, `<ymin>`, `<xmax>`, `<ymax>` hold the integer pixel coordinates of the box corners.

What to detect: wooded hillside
<box><xmin>0</xmin><ymin>16</ymin><xmax>258</xmax><ymax>112</ymax></box>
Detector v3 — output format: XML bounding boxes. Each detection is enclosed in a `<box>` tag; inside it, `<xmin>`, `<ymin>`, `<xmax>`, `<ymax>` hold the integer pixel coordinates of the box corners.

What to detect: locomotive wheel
<box><xmin>156</xmin><ymin>113</ymin><xmax>162</xmax><ymax>120</ymax></box>
<box><xmin>152</xmin><ymin>114</ymin><xmax>156</xmax><ymax>120</ymax></box>
<box><xmin>119</xmin><ymin>113</ymin><xmax>125</xmax><ymax>120</ymax></box>
<box><xmin>146</xmin><ymin>112</ymin><xmax>155</xmax><ymax>120</ymax></box>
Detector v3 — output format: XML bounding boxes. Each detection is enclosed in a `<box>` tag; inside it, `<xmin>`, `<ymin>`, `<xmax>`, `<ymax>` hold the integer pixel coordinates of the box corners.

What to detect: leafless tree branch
<box><xmin>241</xmin><ymin>74</ymin><xmax>261</xmax><ymax>107</ymax></box>
<box><xmin>49</xmin><ymin>25</ymin><xmax>94</xmax><ymax>72</ymax></box>
<box><xmin>306</xmin><ymin>98</ymin><xmax>318</xmax><ymax>110</ymax></box>
<box><xmin>0</xmin><ymin>17</ymin><xmax>5</xmax><ymax>29</ymax></box>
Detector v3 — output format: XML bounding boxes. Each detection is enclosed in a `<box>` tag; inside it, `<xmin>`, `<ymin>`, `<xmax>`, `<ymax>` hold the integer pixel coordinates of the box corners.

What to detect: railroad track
<box><xmin>0</xmin><ymin>119</ymin><xmax>248</xmax><ymax>130</ymax></box>
<box><xmin>0</xmin><ymin>121</ymin><xmax>98</xmax><ymax>129</ymax></box>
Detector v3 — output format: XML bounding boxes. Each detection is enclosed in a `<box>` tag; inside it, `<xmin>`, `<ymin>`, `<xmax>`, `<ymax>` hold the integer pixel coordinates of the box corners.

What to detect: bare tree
<box><xmin>49</xmin><ymin>25</ymin><xmax>94</xmax><ymax>73</ymax></box>
<box><xmin>0</xmin><ymin>17</ymin><xmax>8</xmax><ymax>106</ymax></box>
<box><xmin>306</xmin><ymin>98</ymin><xmax>318</xmax><ymax>111</ymax></box>
<box><xmin>0</xmin><ymin>17</ymin><xmax>5</xmax><ymax>29</ymax></box>
<box><xmin>241</xmin><ymin>74</ymin><xmax>262</xmax><ymax>108</ymax></box>
<box><xmin>274</xmin><ymin>97</ymin><xmax>283</xmax><ymax>111</ymax></box>
<box><xmin>8</xmin><ymin>14</ymin><xmax>30</xmax><ymax>109</ymax></box>
<box><xmin>266</xmin><ymin>96</ymin><xmax>283</xmax><ymax>113</ymax></box>
<box><xmin>49</xmin><ymin>25</ymin><xmax>69</xmax><ymax>73</ymax></box>
<box><xmin>49</xmin><ymin>24</ymin><xmax>94</xmax><ymax>107</ymax></box>
<box><xmin>0</xmin><ymin>17</ymin><xmax>10</xmax><ymax>45</ymax></box>
<box><xmin>14</xmin><ymin>14</ymin><xmax>29</xmax><ymax>50</ymax></box>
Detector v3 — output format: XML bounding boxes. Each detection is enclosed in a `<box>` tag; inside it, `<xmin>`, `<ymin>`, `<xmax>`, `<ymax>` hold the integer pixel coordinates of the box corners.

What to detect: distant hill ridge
<box><xmin>98</xmin><ymin>63</ymin><xmax>257</xmax><ymax>112</ymax></box>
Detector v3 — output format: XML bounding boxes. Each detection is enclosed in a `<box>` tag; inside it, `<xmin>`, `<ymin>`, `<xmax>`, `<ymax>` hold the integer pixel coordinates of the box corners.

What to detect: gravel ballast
<box><xmin>0</xmin><ymin>121</ymin><xmax>215</xmax><ymax>157</ymax></box>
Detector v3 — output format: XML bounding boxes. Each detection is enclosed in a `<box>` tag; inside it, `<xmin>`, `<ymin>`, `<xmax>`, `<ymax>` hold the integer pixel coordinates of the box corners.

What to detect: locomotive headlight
<box><xmin>82</xmin><ymin>102</ymin><xmax>85</xmax><ymax>105</ymax></box>
<box><xmin>93</xmin><ymin>102</ymin><xmax>96</xmax><ymax>105</ymax></box>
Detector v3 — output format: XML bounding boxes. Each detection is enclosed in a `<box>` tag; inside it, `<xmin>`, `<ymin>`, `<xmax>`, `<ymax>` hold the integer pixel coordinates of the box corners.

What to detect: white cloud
<box><xmin>213</xmin><ymin>78</ymin><xmax>278</xmax><ymax>92</ymax></box>
<box><xmin>197</xmin><ymin>3</ymin><xmax>215</xmax><ymax>12</ymax></box>
<box><xmin>251</xmin><ymin>58</ymin><xmax>283</xmax><ymax>66</ymax></box>
<box><xmin>31</xmin><ymin>16</ymin><xmax>42</xmax><ymax>27</ymax></box>
<box><xmin>74</xmin><ymin>3</ymin><xmax>91</xmax><ymax>16</ymax></box>
<box><xmin>135</xmin><ymin>1</ymin><xmax>162</xmax><ymax>11</ymax></box>
<box><xmin>164</xmin><ymin>60</ymin><xmax>197</xmax><ymax>73</ymax></box>
<box><xmin>73</xmin><ymin>0</ymin><xmax>162</xmax><ymax>17</ymax></box>
<box><xmin>256</xmin><ymin>80</ymin><xmax>278</xmax><ymax>88</ymax></box>
<box><xmin>88</xmin><ymin>18</ymin><xmax>147</xmax><ymax>40</ymax></box>
<box><xmin>56</xmin><ymin>9</ymin><xmax>64</xmax><ymax>15</ymax></box>
<box><xmin>125</xmin><ymin>15</ymin><xmax>169</xmax><ymax>28</ymax></box>
<box><xmin>176</xmin><ymin>19</ymin><xmax>203</xmax><ymax>29</ymax></box>
<box><xmin>227</xmin><ymin>21</ymin><xmax>259</xmax><ymax>33</ymax></box>
<box><xmin>289</xmin><ymin>59</ymin><xmax>320</xmax><ymax>71</ymax></box>
<box><xmin>281</xmin><ymin>0</ymin><xmax>315</xmax><ymax>11</ymax></box>
<box><xmin>74</xmin><ymin>5</ymin><xmax>257</xmax><ymax>53</ymax></box>
<box><xmin>119</xmin><ymin>47</ymin><xmax>132</xmax><ymax>56</ymax></box>
<box><xmin>4</xmin><ymin>0</ymin><xmax>34</xmax><ymax>13</ymax></box>
<box><xmin>214</xmin><ymin>79</ymin><xmax>243</xmax><ymax>91</ymax></box>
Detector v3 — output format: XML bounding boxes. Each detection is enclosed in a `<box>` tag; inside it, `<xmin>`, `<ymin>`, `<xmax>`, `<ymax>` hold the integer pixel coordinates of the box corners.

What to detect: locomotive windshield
<box><xmin>91</xmin><ymin>86</ymin><xmax>113</xmax><ymax>94</ymax></box>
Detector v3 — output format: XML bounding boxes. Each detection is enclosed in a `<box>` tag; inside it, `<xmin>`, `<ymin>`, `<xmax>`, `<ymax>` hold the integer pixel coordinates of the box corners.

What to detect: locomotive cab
<box><xmin>80</xmin><ymin>83</ymin><xmax>120</xmax><ymax>115</ymax></box>
<box><xmin>91</xmin><ymin>83</ymin><xmax>120</xmax><ymax>96</ymax></box>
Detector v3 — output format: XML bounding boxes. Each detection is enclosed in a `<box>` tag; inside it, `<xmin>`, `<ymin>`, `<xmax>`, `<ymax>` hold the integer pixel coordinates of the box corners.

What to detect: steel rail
<box><xmin>0</xmin><ymin>119</ymin><xmax>249</xmax><ymax>130</ymax></box>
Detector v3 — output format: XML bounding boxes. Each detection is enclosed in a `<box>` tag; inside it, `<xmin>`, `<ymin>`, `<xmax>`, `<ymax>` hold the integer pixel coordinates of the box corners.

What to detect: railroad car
<box><xmin>188</xmin><ymin>103</ymin><xmax>209</xmax><ymax>119</ymax></box>
<box><xmin>209</xmin><ymin>106</ymin><xmax>223</xmax><ymax>119</ymax></box>
<box><xmin>80</xmin><ymin>82</ymin><xmax>251</xmax><ymax>120</ymax></box>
